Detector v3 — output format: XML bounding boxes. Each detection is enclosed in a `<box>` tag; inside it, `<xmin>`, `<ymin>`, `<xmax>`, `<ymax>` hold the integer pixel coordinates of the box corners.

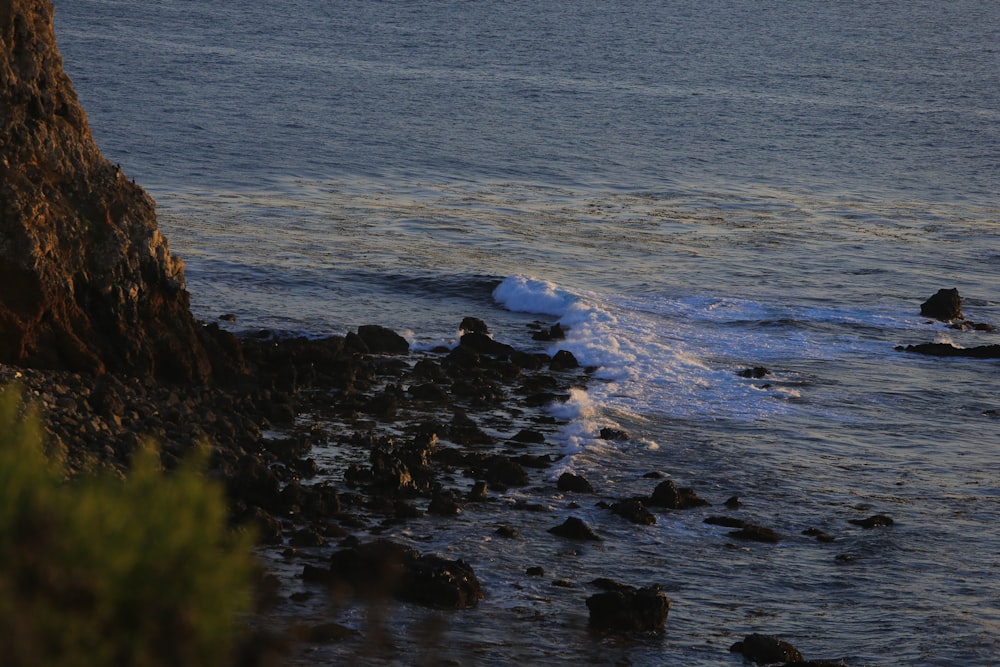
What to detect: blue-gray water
<box><xmin>56</xmin><ymin>1</ymin><xmax>999</xmax><ymax>664</ymax></box>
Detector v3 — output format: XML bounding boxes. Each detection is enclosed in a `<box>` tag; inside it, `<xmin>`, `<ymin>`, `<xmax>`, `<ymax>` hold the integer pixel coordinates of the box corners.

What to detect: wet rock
<box><xmin>495</xmin><ymin>525</ymin><xmax>520</xmax><ymax>538</ymax></box>
<box><xmin>557</xmin><ymin>472</ymin><xmax>595</xmax><ymax>493</ymax></box>
<box><xmin>478</xmin><ymin>455</ymin><xmax>530</xmax><ymax>487</ymax></box>
<box><xmin>409</xmin><ymin>382</ymin><xmax>451</xmax><ymax>402</ymax></box>
<box><xmin>724</xmin><ymin>495</ymin><xmax>743</xmax><ymax>509</ymax></box>
<box><xmin>243</xmin><ymin>506</ymin><xmax>283</xmax><ymax>545</ymax></box>
<box><xmin>729</xmin><ymin>633</ymin><xmax>804</xmax><ymax>664</ymax></box>
<box><xmin>532</xmin><ymin>323</ymin><xmax>566</xmax><ymax>341</ymax></box>
<box><xmin>303</xmin><ymin>622</ymin><xmax>358</xmax><ymax>643</ymax></box>
<box><xmin>739</xmin><ymin>366</ymin><xmax>771</xmax><ymax>378</ymax></box>
<box><xmin>802</xmin><ymin>527</ymin><xmax>835</xmax><ymax>542</ymax></box>
<box><xmin>648</xmin><ymin>479</ymin><xmax>709</xmax><ymax>509</ymax></box>
<box><xmin>356</xmin><ymin>325</ymin><xmax>409</xmax><ymax>354</ymax></box>
<box><xmin>610</xmin><ymin>499</ymin><xmax>656</xmax><ymax>525</ymax></box>
<box><xmin>920</xmin><ymin>288</ymin><xmax>963</xmax><ymax>321</ymax></box>
<box><xmin>427</xmin><ymin>490</ymin><xmax>463</xmax><ymax>516</ymax></box>
<box><xmin>459</xmin><ymin>317</ymin><xmax>490</xmax><ymax>335</ymax></box>
<box><xmin>550</xmin><ymin>349</ymin><xmax>579</xmax><ymax>371</ymax></box>
<box><xmin>704</xmin><ymin>516</ymin><xmax>747</xmax><ymax>528</ymax></box>
<box><xmin>848</xmin><ymin>514</ymin><xmax>894</xmax><ymax>528</ymax></box>
<box><xmin>467</xmin><ymin>480</ymin><xmax>488</xmax><ymax>502</ymax></box>
<box><xmin>586</xmin><ymin>581</ymin><xmax>670</xmax><ymax>632</ymax></box>
<box><xmin>896</xmin><ymin>342</ymin><xmax>1000</xmax><ymax>359</ymax></box>
<box><xmin>526</xmin><ymin>566</ymin><xmax>545</xmax><ymax>576</ymax></box>
<box><xmin>599</xmin><ymin>427</ymin><xmax>630</xmax><ymax>441</ymax></box>
<box><xmin>548</xmin><ymin>516</ymin><xmax>602</xmax><ymax>541</ymax></box>
<box><xmin>323</xmin><ymin>539</ymin><xmax>484</xmax><ymax>609</ymax></box>
<box><xmin>728</xmin><ymin>524</ymin><xmax>781</xmax><ymax>543</ymax></box>
<box><xmin>459</xmin><ymin>331</ymin><xmax>516</xmax><ymax>357</ymax></box>
<box><xmin>512</xmin><ymin>428</ymin><xmax>546</xmax><ymax>443</ymax></box>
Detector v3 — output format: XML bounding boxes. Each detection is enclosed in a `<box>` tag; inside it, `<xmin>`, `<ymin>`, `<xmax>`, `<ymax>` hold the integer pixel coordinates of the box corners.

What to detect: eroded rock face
<box><xmin>0</xmin><ymin>0</ymin><xmax>229</xmax><ymax>382</ymax></box>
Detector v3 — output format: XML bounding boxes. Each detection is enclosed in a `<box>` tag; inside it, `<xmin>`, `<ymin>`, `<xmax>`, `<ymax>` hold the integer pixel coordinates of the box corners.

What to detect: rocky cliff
<box><xmin>0</xmin><ymin>0</ymin><xmax>238</xmax><ymax>382</ymax></box>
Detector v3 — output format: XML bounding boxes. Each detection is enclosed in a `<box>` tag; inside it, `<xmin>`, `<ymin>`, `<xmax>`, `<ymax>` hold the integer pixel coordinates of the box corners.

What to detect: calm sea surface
<box><xmin>56</xmin><ymin>1</ymin><xmax>999</xmax><ymax>664</ymax></box>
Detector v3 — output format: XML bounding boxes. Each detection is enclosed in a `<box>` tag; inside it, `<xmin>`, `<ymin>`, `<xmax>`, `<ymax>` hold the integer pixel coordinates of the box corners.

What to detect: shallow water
<box><xmin>55</xmin><ymin>0</ymin><xmax>1000</xmax><ymax>663</ymax></box>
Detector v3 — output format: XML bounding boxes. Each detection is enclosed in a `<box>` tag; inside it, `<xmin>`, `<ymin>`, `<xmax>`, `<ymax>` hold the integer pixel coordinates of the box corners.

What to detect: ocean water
<box><xmin>54</xmin><ymin>1</ymin><xmax>1000</xmax><ymax>664</ymax></box>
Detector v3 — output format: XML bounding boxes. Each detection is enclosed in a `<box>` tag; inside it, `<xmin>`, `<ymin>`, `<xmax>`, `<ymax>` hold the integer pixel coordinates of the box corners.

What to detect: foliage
<box><xmin>0</xmin><ymin>384</ymin><xmax>256</xmax><ymax>667</ymax></box>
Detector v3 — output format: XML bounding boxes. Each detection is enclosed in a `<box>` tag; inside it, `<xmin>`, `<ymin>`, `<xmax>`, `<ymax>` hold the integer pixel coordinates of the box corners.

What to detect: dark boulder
<box><xmin>897</xmin><ymin>342</ymin><xmax>1000</xmax><ymax>359</ymax></box>
<box><xmin>324</xmin><ymin>539</ymin><xmax>483</xmax><ymax>609</ymax></box>
<box><xmin>550</xmin><ymin>349</ymin><xmax>579</xmax><ymax>371</ymax></box>
<box><xmin>548</xmin><ymin>516</ymin><xmax>602</xmax><ymax>541</ymax></box>
<box><xmin>610</xmin><ymin>499</ymin><xmax>656</xmax><ymax>525</ymax></box>
<box><xmin>459</xmin><ymin>331</ymin><xmax>516</xmax><ymax>357</ymax></box>
<box><xmin>920</xmin><ymin>288</ymin><xmax>963</xmax><ymax>321</ymax></box>
<box><xmin>729</xmin><ymin>633</ymin><xmax>804</xmax><ymax>664</ymax></box>
<box><xmin>532</xmin><ymin>323</ymin><xmax>566</xmax><ymax>341</ymax></box>
<box><xmin>459</xmin><ymin>317</ymin><xmax>490</xmax><ymax>335</ymax></box>
<box><xmin>599</xmin><ymin>427</ymin><xmax>630</xmax><ymax>441</ymax></box>
<box><xmin>728</xmin><ymin>524</ymin><xmax>781</xmax><ymax>543</ymax></box>
<box><xmin>704</xmin><ymin>516</ymin><xmax>747</xmax><ymax>528</ymax></box>
<box><xmin>586</xmin><ymin>582</ymin><xmax>670</xmax><ymax>632</ymax></box>
<box><xmin>739</xmin><ymin>366</ymin><xmax>771</xmax><ymax>379</ymax></box>
<box><xmin>648</xmin><ymin>479</ymin><xmax>709</xmax><ymax>509</ymax></box>
<box><xmin>356</xmin><ymin>325</ymin><xmax>409</xmax><ymax>354</ymax></box>
<box><xmin>557</xmin><ymin>472</ymin><xmax>595</xmax><ymax>493</ymax></box>
<box><xmin>848</xmin><ymin>514</ymin><xmax>893</xmax><ymax>528</ymax></box>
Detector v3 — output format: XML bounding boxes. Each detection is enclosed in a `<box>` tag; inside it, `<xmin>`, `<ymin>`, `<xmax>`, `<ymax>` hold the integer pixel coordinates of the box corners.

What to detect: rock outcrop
<box><xmin>1</xmin><ymin>0</ymin><xmax>236</xmax><ymax>382</ymax></box>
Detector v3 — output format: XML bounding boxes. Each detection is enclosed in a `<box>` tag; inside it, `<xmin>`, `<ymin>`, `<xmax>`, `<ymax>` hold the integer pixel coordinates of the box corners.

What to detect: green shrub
<box><xmin>0</xmin><ymin>385</ymin><xmax>256</xmax><ymax>667</ymax></box>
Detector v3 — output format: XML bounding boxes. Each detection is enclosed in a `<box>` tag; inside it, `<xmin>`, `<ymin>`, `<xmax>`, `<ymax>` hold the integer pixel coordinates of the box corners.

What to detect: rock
<box><xmin>427</xmin><ymin>491</ymin><xmax>462</xmax><ymax>516</ymax></box>
<box><xmin>550</xmin><ymin>349</ymin><xmax>579</xmax><ymax>371</ymax></box>
<box><xmin>356</xmin><ymin>325</ymin><xmax>409</xmax><ymax>354</ymax></box>
<box><xmin>897</xmin><ymin>342</ymin><xmax>1000</xmax><ymax>359</ymax></box>
<box><xmin>557</xmin><ymin>472</ymin><xmax>594</xmax><ymax>493</ymax></box>
<box><xmin>459</xmin><ymin>317</ymin><xmax>490</xmax><ymax>335</ymax></box>
<box><xmin>303</xmin><ymin>622</ymin><xmax>358</xmax><ymax>643</ymax></box>
<box><xmin>729</xmin><ymin>633</ymin><xmax>804</xmax><ymax>664</ymax></box>
<box><xmin>586</xmin><ymin>582</ymin><xmax>670</xmax><ymax>632</ymax></box>
<box><xmin>704</xmin><ymin>516</ymin><xmax>747</xmax><ymax>528</ymax></box>
<box><xmin>728</xmin><ymin>524</ymin><xmax>781</xmax><ymax>543</ymax></box>
<box><xmin>0</xmin><ymin>1</ymin><xmax>242</xmax><ymax>382</ymax></box>
<box><xmin>548</xmin><ymin>516</ymin><xmax>602</xmax><ymax>541</ymax></box>
<box><xmin>324</xmin><ymin>539</ymin><xmax>483</xmax><ymax>609</ymax></box>
<box><xmin>802</xmin><ymin>527</ymin><xmax>835</xmax><ymax>543</ymax></box>
<box><xmin>920</xmin><ymin>288</ymin><xmax>963</xmax><ymax>321</ymax></box>
<box><xmin>532</xmin><ymin>323</ymin><xmax>566</xmax><ymax>341</ymax></box>
<box><xmin>648</xmin><ymin>479</ymin><xmax>709</xmax><ymax>509</ymax></box>
<box><xmin>495</xmin><ymin>525</ymin><xmax>520</xmax><ymax>538</ymax></box>
<box><xmin>458</xmin><ymin>331</ymin><xmax>516</xmax><ymax>357</ymax></box>
<box><xmin>739</xmin><ymin>366</ymin><xmax>771</xmax><ymax>379</ymax></box>
<box><xmin>599</xmin><ymin>427</ymin><xmax>630</xmax><ymax>441</ymax></box>
<box><xmin>848</xmin><ymin>514</ymin><xmax>893</xmax><ymax>528</ymax></box>
<box><xmin>512</xmin><ymin>428</ymin><xmax>546</xmax><ymax>443</ymax></box>
<box><xmin>466</xmin><ymin>480</ymin><xmax>488</xmax><ymax>502</ymax></box>
<box><xmin>610</xmin><ymin>499</ymin><xmax>656</xmax><ymax>525</ymax></box>
<box><xmin>724</xmin><ymin>495</ymin><xmax>743</xmax><ymax>509</ymax></box>
<box><xmin>525</xmin><ymin>566</ymin><xmax>545</xmax><ymax>576</ymax></box>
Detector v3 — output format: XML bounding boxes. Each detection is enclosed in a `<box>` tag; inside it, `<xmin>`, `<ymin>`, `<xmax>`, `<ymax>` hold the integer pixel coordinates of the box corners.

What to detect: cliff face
<box><xmin>0</xmin><ymin>0</ymin><xmax>232</xmax><ymax>382</ymax></box>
